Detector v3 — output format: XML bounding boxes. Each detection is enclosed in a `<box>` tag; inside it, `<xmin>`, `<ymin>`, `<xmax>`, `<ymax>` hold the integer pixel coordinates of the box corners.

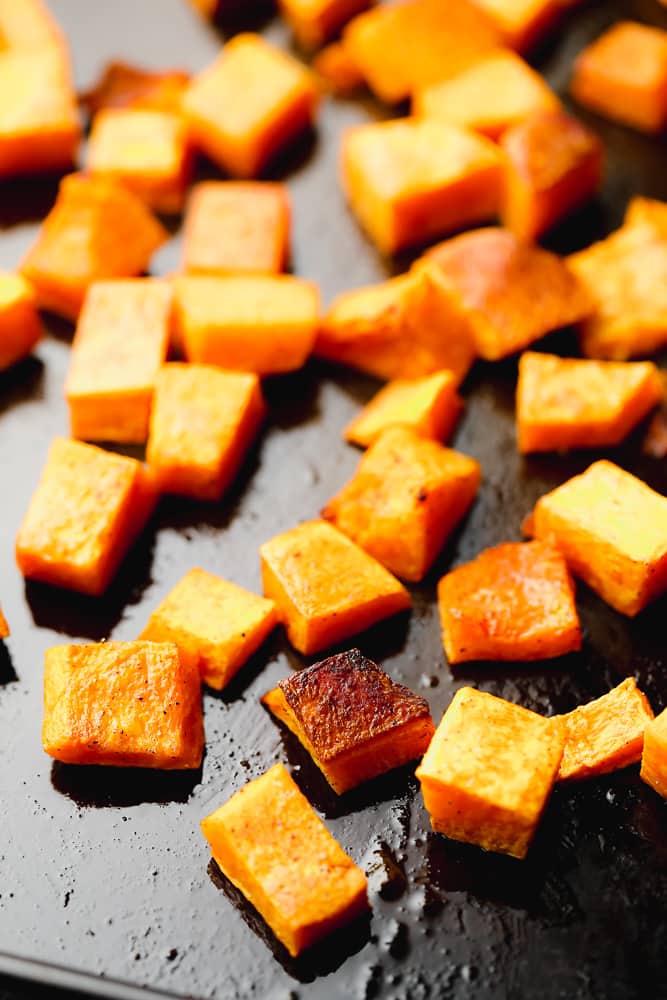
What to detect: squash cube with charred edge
<box><xmin>323</xmin><ymin>427</ymin><xmax>480</xmax><ymax>582</ymax></box>
<box><xmin>313</xmin><ymin>42</ymin><xmax>364</xmax><ymax>96</ymax></box>
<box><xmin>416</xmin><ymin>687</ymin><xmax>565</xmax><ymax>859</ymax></box>
<box><xmin>16</xmin><ymin>438</ymin><xmax>157</xmax><ymax>596</ymax></box>
<box><xmin>516</xmin><ymin>352</ymin><xmax>663</xmax><ymax>454</ymax></box>
<box><xmin>424</xmin><ymin>227</ymin><xmax>592</xmax><ymax>361</ymax></box>
<box><xmin>278</xmin><ymin>0</ymin><xmax>372</xmax><ymax>50</ymax></box>
<box><xmin>201</xmin><ymin>763</ymin><xmax>369</xmax><ymax>956</ymax></box>
<box><xmin>80</xmin><ymin>62</ymin><xmax>191</xmax><ymax>116</ymax></box>
<box><xmin>528</xmin><ymin>460</ymin><xmax>667</xmax><ymax>617</ymax></box>
<box><xmin>65</xmin><ymin>279</ymin><xmax>172</xmax><ymax>445</ymax></box>
<box><xmin>438</xmin><ymin>541</ymin><xmax>581</xmax><ymax>664</ymax></box>
<box><xmin>140</xmin><ymin>567</ymin><xmax>277</xmax><ymax>691</ymax></box>
<box><xmin>181</xmin><ymin>33</ymin><xmax>319</xmax><ymax>179</ymax></box>
<box><xmin>262</xmin><ymin>648</ymin><xmax>435</xmax><ymax>794</ymax></box>
<box><xmin>146</xmin><ymin>364</ymin><xmax>265</xmax><ymax>502</ymax></box>
<box><xmin>42</xmin><ymin>641</ymin><xmax>204</xmax><ymax>769</ymax></box>
<box><xmin>641</xmin><ymin>708</ymin><xmax>667</xmax><ymax>800</ymax></box>
<box><xmin>0</xmin><ymin>605</ymin><xmax>9</xmax><ymax>639</ymax></box>
<box><xmin>21</xmin><ymin>173</ymin><xmax>168</xmax><ymax>322</ymax></box>
<box><xmin>556</xmin><ymin>677</ymin><xmax>654</xmax><ymax>782</ymax></box>
<box><xmin>469</xmin><ymin>0</ymin><xmax>571</xmax><ymax>53</ymax></box>
<box><xmin>0</xmin><ymin>273</ymin><xmax>41</xmax><ymax>371</ymax></box>
<box><xmin>260</xmin><ymin>519</ymin><xmax>410</xmax><ymax>655</ymax></box>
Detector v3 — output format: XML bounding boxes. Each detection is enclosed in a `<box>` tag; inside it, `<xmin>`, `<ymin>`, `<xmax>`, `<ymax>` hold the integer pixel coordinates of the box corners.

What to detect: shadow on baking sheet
<box><xmin>51</xmin><ymin>759</ymin><xmax>203</xmax><ymax>807</ymax></box>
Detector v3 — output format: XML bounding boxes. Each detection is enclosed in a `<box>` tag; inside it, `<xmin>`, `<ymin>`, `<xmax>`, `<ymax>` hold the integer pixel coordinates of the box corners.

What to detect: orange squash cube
<box><xmin>624</xmin><ymin>195</ymin><xmax>667</xmax><ymax>238</ymax></box>
<box><xmin>413</xmin><ymin>51</ymin><xmax>560</xmax><ymax>141</ymax></box>
<box><xmin>323</xmin><ymin>426</ymin><xmax>480</xmax><ymax>582</ymax></box>
<box><xmin>0</xmin><ymin>273</ymin><xmax>41</xmax><ymax>371</ymax></box>
<box><xmin>147</xmin><ymin>363</ymin><xmax>265</xmax><ymax>501</ymax></box>
<box><xmin>140</xmin><ymin>568</ymin><xmax>277</xmax><ymax>690</ymax></box>
<box><xmin>640</xmin><ymin>708</ymin><xmax>667</xmax><ymax>800</ymax></box>
<box><xmin>0</xmin><ymin>605</ymin><xmax>9</xmax><ymax>639</ymax></box>
<box><xmin>173</xmin><ymin>275</ymin><xmax>319</xmax><ymax>375</ymax></box>
<box><xmin>516</xmin><ymin>352</ymin><xmax>663</xmax><ymax>453</ymax></box>
<box><xmin>557</xmin><ymin>678</ymin><xmax>654</xmax><ymax>782</ymax></box>
<box><xmin>529</xmin><ymin>460</ymin><xmax>667</xmax><ymax>617</ymax></box>
<box><xmin>87</xmin><ymin>109</ymin><xmax>192</xmax><ymax>214</ymax></box>
<box><xmin>425</xmin><ymin>228</ymin><xmax>592</xmax><ymax>360</ymax></box>
<box><xmin>278</xmin><ymin>0</ymin><xmax>373</xmax><ymax>49</ymax></box>
<box><xmin>263</xmin><ymin>648</ymin><xmax>434</xmax><ymax>793</ymax></box>
<box><xmin>0</xmin><ymin>0</ymin><xmax>67</xmax><ymax>52</ymax></box>
<box><xmin>65</xmin><ymin>279</ymin><xmax>172</xmax><ymax>444</ymax></box>
<box><xmin>437</xmin><ymin>541</ymin><xmax>581</xmax><ymax>664</ymax></box>
<box><xmin>182</xmin><ymin>181</ymin><xmax>290</xmax><ymax>276</ymax></box>
<box><xmin>42</xmin><ymin>640</ymin><xmax>204</xmax><ymax>769</ymax></box>
<box><xmin>416</xmin><ymin>687</ymin><xmax>564</xmax><ymax>859</ymax></box>
<box><xmin>80</xmin><ymin>62</ymin><xmax>191</xmax><ymax>116</ymax></box>
<box><xmin>21</xmin><ymin>173</ymin><xmax>168</xmax><ymax>322</ymax></box>
<box><xmin>344</xmin><ymin>370</ymin><xmax>462</xmax><ymax>448</ymax></box>
<box><xmin>260</xmin><ymin>519</ymin><xmax>410</xmax><ymax>655</ymax></box>
<box><xmin>571</xmin><ymin>21</ymin><xmax>667</xmax><ymax>134</ymax></box>
<box><xmin>469</xmin><ymin>0</ymin><xmax>567</xmax><ymax>53</ymax></box>
<box><xmin>201</xmin><ymin>763</ymin><xmax>369</xmax><ymax>956</ymax></box>
<box><xmin>313</xmin><ymin>41</ymin><xmax>364</xmax><ymax>95</ymax></box>
<box><xmin>341</xmin><ymin>118</ymin><xmax>503</xmax><ymax>255</ymax></box>
<box><xmin>500</xmin><ymin>110</ymin><xmax>604</xmax><ymax>242</ymax></box>
<box><xmin>182</xmin><ymin>33</ymin><xmax>319</xmax><ymax>178</ymax></box>
<box><xmin>16</xmin><ymin>438</ymin><xmax>157</xmax><ymax>596</ymax></box>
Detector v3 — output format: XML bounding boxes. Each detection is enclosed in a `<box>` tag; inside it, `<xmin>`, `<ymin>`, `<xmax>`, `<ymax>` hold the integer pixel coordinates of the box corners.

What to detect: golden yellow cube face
<box><xmin>641</xmin><ymin>709</ymin><xmax>667</xmax><ymax>800</ymax></box>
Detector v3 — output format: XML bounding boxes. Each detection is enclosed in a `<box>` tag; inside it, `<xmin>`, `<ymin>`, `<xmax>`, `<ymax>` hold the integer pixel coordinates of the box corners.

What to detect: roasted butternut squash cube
<box><xmin>16</xmin><ymin>438</ymin><xmax>157</xmax><ymax>596</ymax></box>
<box><xmin>260</xmin><ymin>519</ymin><xmax>410</xmax><ymax>655</ymax></box>
<box><xmin>80</xmin><ymin>62</ymin><xmax>190</xmax><ymax>116</ymax></box>
<box><xmin>557</xmin><ymin>678</ymin><xmax>654</xmax><ymax>782</ymax></box>
<box><xmin>425</xmin><ymin>228</ymin><xmax>591</xmax><ymax>361</ymax></box>
<box><xmin>0</xmin><ymin>273</ymin><xmax>41</xmax><ymax>371</ymax></box>
<box><xmin>87</xmin><ymin>109</ymin><xmax>192</xmax><ymax>214</ymax></box>
<box><xmin>65</xmin><ymin>279</ymin><xmax>172</xmax><ymax>444</ymax></box>
<box><xmin>624</xmin><ymin>195</ymin><xmax>667</xmax><ymax>238</ymax></box>
<box><xmin>313</xmin><ymin>41</ymin><xmax>364</xmax><ymax>95</ymax></box>
<box><xmin>0</xmin><ymin>0</ymin><xmax>66</xmax><ymax>52</ymax></box>
<box><xmin>640</xmin><ymin>709</ymin><xmax>667</xmax><ymax>800</ymax></box>
<box><xmin>343</xmin><ymin>0</ymin><xmax>500</xmax><ymax>104</ymax></box>
<box><xmin>263</xmin><ymin>648</ymin><xmax>434</xmax><ymax>793</ymax></box>
<box><xmin>469</xmin><ymin>0</ymin><xmax>567</xmax><ymax>53</ymax></box>
<box><xmin>413</xmin><ymin>51</ymin><xmax>560</xmax><ymax>141</ymax></box>
<box><xmin>529</xmin><ymin>460</ymin><xmax>667</xmax><ymax>617</ymax></box>
<box><xmin>146</xmin><ymin>363</ymin><xmax>265</xmax><ymax>502</ymax></box>
<box><xmin>516</xmin><ymin>352</ymin><xmax>663</xmax><ymax>453</ymax></box>
<box><xmin>500</xmin><ymin>110</ymin><xmax>603</xmax><ymax>242</ymax></box>
<box><xmin>181</xmin><ymin>33</ymin><xmax>319</xmax><ymax>178</ymax></box>
<box><xmin>279</xmin><ymin>0</ymin><xmax>372</xmax><ymax>49</ymax></box>
<box><xmin>0</xmin><ymin>605</ymin><xmax>9</xmax><ymax>638</ymax></box>
<box><xmin>140</xmin><ymin>568</ymin><xmax>277</xmax><ymax>690</ymax></box>
<box><xmin>201</xmin><ymin>763</ymin><xmax>369</xmax><ymax>956</ymax></box>
<box><xmin>416</xmin><ymin>687</ymin><xmax>565</xmax><ymax>859</ymax></box>
<box><xmin>21</xmin><ymin>173</ymin><xmax>168</xmax><ymax>322</ymax></box>
<box><xmin>341</xmin><ymin>118</ymin><xmax>503</xmax><ymax>255</ymax></box>
<box><xmin>42</xmin><ymin>640</ymin><xmax>204</xmax><ymax>769</ymax></box>
<box><xmin>345</xmin><ymin>370</ymin><xmax>462</xmax><ymax>448</ymax></box>
<box><xmin>323</xmin><ymin>427</ymin><xmax>480</xmax><ymax>582</ymax></box>
<box><xmin>571</xmin><ymin>21</ymin><xmax>667</xmax><ymax>134</ymax></box>
<box><xmin>182</xmin><ymin>181</ymin><xmax>290</xmax><ymax>276</ymax></box>
<box><xmin>174</xmin><ymin>275</ymin><xmax>319</xmax><ymax>375</ymax></box>
<box><xmin>437</xmin><ymin>541</ymin><xmax>581</xmax><ymax>664</ymax></box>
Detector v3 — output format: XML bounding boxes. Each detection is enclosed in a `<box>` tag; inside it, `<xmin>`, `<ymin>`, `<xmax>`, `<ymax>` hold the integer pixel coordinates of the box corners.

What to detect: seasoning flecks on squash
<box><xmin>80</xmin><ymin>61</ymin><xmax>190</xmax><ymax>115</ymax></box>
<box><xmin>278</xmin><ymin>0</ymin><xmax>373</xmax><ymax>50</ymax></box>
<box><xmin>640</xmin><ymin>708</ymin><xmax>667</xmax><ymax>800</ymax></box>
<box><xmin>344</xmin><ymin>370</ymin><xmax>462</xmax><ymax>448</ymax></box>
<box><xmin>0</xmin><ymin>273</ymin><xmax>41</xmax><ymax>371</ymax></box>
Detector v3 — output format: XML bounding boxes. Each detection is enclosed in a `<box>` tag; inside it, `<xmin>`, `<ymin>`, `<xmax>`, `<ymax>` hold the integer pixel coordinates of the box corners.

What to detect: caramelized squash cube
<box><xmin>416</xmin><ymin>687</ymin><xmax>564</xmax><ymax>859</ymax></box>
<box><xmin>201</xmin><ymin>763</ymin><xmax>369</xmax><ymax>956</ymax></box>
<box><xmin>469</xmin><ymin>0</ymin><xmax>568</xmax><ymax>53</ymax></box>
<box><xmin>640</xmin><ymin>708</ymin><xmax>667</xmax><ymax>800</ymax></box>
<box><xmin>80</xmin><ymin>62</ymin><xmax>190</xmax><ymax>116</ymax></box>
<box><xmin>313</xmin><ymin>41</ymin><xmax>364</xmax><ymax>95</ymax></box>
<box><xmin>344</xmin><ymin>370</ymin><xmax>462</xmax><ymax>448</ymax></box>
<box><xmin>279</xmin><ymin>0</ymin><xmax>373</xmax><ymax>49</ymax></box>
<box><xmin>0</xmin><ymin>273</ymin><xmax>41</xmax><ymax>371</ymax></box>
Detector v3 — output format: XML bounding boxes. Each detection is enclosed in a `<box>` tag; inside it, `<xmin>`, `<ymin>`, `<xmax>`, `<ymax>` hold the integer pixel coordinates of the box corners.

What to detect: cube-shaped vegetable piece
<box><xmin>345</xmin><ymin>370</ymin><xmax>462</xmax><ymax>448</ymax></box>
<box><xmin>316</xmin><ymin>266</ymin><xmax>476</xmax><ymax>384</ymax></box>
<box><xmin>413</xmin><ymin>51</ymin><xmax>560</xmax><ymax>141</ymax></box>
<box><xmin>21</xmin><ymin>173</ymin><xmax>168</xmax><ymax>322</ymax></box>
<box><xmin>81</xmin><ymin>62</ymin><xmax>191</xmax><ymax>115</ymax></box>
<box><xmin>42</xmin><ymin>640</ymin><xmax>204</xmax><ymax>769</ymax></box>
<box><xmin>313</xmin><ymin>42</ymin><xmax>364</xmax><ymax>96</ymax></box>
<box><xmin>529</xmin><ymin>460</ymin><xmax>667</xmax><ymax>617</ymax></box>
<box><xmin>341</xmin><ymin>118</ymin><xmax>503</xmax><ymax>255</ymax></box>
<box><xmin>469</xmin><ymin>0</ymin><xmax>568</xmax><ymax>53</ymax></box>
<box><xmin>65</xmin><ymin>279</ymin><xmax>172</xmax><ymax>444</ymax></box>
<box><xmin>557</xmin><ymin>678</ymin><xmax>654</xmax><ymax>782</ymax></box>
<box><xmin>516</xmin><ymin>352</ymin><xmax>663</xmax><ymax>454</ymax></box>
<box><xmin>624</xmin><ymin>195</ymin><xmax>667</xmax><ymax>238</ymax></box>
<box><xmin>146</xmin><ymin>363</ymin><xmax>265</xmax><ymax>501</ymax></box>
<box><xmin>343</xmin><ymin>0</ymin><xmax>500</xmax><ymax>105</ymax></box>
<box><xmin>0</xmin><ymin>605</ymin><xmax>9</xmax><ymax>638</ymax></box>
<box><xmin>140</xmin><ymin>568</ymin><xmax>277</xmax><ymax>690</ymax></box>
<box><xmin>0</xmin><ymin>0</ymin><xmax>68</xmax><ymax>51</ymax></box>
<box><xmin>425</xmin><ymin>228</ymin><xmax>592</xmax><ymax>361</ymax></box>
<box><xmin>260</xmin><ymin>519</ymin><xmax>410</xmax><ymax>655</ymax></box>
<box><xmin>87</xmin><ymin>109</ymin><xmax>192</xmax><ymax>214</ymax></box>
<box><xmin>323</xmin><ymin>427</ymin><xmax>480</xmax><ymax>582</ymax></box>
<box><xmin>278</xmin><ymin>0</ymin><xmax>372</xmax><ymax>49</ymax></box>
<box><xmin>182</xmin><ymin>182</ymin><xmax>290</xmax><ymax>276</ymax></box>
<box><xmin>181</xmin><ymin>33</ymin><xmax>319</xmax><ymax>178</ymax></box>
<box><xmin>16</xmin><ymin>438</ymin><xmax>157</xmax><ymax>596</ymax></box>
<box><xmin>173</xmin><ymin>275</ymin><xmax>319</xmax><ymax>375</ymax></box>
<box><xmin>0</xmin><ymin>273</ymin><xmax>41</xmax><ymax>371</ymax></box>
<box><xmin>437</xmin><ymin>541</ymin><xmax>581</xmax><ymax>664</ymax></box>
<box><xmin>263</xmin><ymin>648</ymin><xmax>434</xmax><ymax>793</ymax></box>
<box><xmin>500</xmin><ymin>110</ymin><xmax>604</xmax><ymax>242</ymax></box>
<box><xmin>201</xmin><ymin>763</ymin><xmax>369</xmax><ymax>955</ymax></box>
<box><xmin>641</xmin><ymin>709</ymin><xmax>667</xmax><ymax>799</ymax></box>
<box><xmin>416</xmin><ymin>687</ymin><xmax>565</xmax><ymax>859</ymax></box>
<box><xmin>570</xmin><ymin>21</ymin><xmax>667</xmax><ymax>134</ymax></box>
